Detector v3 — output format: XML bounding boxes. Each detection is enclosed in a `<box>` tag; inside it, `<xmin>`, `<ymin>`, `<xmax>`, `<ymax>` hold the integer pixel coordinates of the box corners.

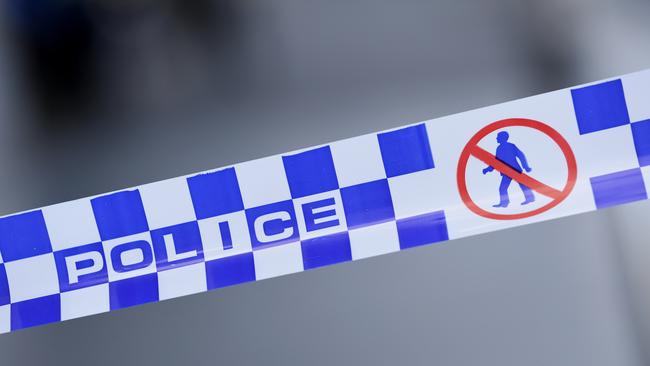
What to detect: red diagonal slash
<box><xmin>469</xmin><ymin>145</ymin><xmax>563</xmax><ymax>200</ymax></box>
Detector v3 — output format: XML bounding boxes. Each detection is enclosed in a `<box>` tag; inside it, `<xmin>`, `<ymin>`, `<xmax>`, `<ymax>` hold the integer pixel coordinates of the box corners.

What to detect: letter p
<box><xmin>54</xmin><ymin>243</ymin><xmax>108</xmax><ymax>292</ymax></box>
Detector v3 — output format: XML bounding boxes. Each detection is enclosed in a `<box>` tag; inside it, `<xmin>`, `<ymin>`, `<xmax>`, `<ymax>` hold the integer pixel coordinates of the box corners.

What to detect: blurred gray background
<box><xmin>0</xmin><ymin>0</ymin><xmax>649</xmax><ymax>365</ymax></box>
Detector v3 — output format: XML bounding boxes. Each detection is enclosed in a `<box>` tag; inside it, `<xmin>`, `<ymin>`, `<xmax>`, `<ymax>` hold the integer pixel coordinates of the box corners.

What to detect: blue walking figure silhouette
<box><xmin>482</xmin><ymin>131</ymin><xmax>535</xmax><ymax>208</ymax></box>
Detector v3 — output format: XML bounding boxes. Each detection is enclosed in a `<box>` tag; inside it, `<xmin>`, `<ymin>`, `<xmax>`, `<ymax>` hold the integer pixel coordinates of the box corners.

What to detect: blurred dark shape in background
<box><xmin>0</xmin><ymin>1</ymin><xmax>649</xmax><ymax>365</ymax></box>
<box><xmin>7</xmin><ymin>0</ymin><xmax>97</xmax><ymax>129</ymax></box>
<box><xmin>5</xmin><ymin>0</ymin><xmax>245</xmax><ymax>132</ymax></box>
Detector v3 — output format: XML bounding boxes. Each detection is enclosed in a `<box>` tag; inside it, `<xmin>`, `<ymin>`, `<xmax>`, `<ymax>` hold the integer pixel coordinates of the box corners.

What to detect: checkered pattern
<box><xmin>0</xmin><ymin>69</ymin><xmax>649</xmax><ymax>334</ymax></box>
<box><xmin>572</xmin><ymin>72</ymin><xmax>650</xmax><ymax>209</ymax></box>
<box><xmin>0</xmin><ymin>122</ymin><xmax>443</xmax><ymax>333</ymax></box>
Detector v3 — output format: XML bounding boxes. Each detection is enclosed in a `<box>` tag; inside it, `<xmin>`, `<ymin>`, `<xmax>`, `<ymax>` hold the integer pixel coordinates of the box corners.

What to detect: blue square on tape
<box><xmin>151</xmin><ymin>221</ymin><xmax>204</xmax><ymax>271</ymax></box>
<box><xmin>205</xmin><ymin>252</ymin><xmax>256</xmax><ymax>290</ymax></box>
<box><xmin>246</xmin><ymin>200</ymin><xmax>299</xmax><ymax>249</ymax></box>
<box><xmin>378</xmin><ymin>124</ymin><xmax>434</xmax><ymax>178</ymax></box>
<box><xmin>11</xmin><ymin>294</ymin><xmax>61</xmax><ymax>331</ymax></box>
<box><xmin>632</xmin><ymin>120</ymin><xmax>650</xmax><ymax>167</ymax></box>
<box><xmin>397</xmin><ymin>211</ymin><xmax>449</xmax><ymax>249</ymax></box>
<box><xmin>571</xmin><ymin>79</ymin><xmax>630</xmax><ymax>135</ymax></box>
<box><xmin>54</xmin><ymin>242</ymin><xmax>107</xmax><ymax>292</ymax></box>
<box><xmin>301</xmin><ymin>197</ymin><xmax>341</xmax><ymax>232</ymax></box>
<box><xmin>0</xmin><ymin>265</ymin><xmax>9</xmax><ymax>306</ymax></box>
<box><xmin>283</xmin><ymin>146</ymin><xmax>339</xmax><ymax>198</ymax></box>
<box><xmin>301</xmin><ymin>232</ymin><xmax>352</xmax><ymax>270</ymax></box>
<box><xmin>0</xmin><ymin>210</ymin><xmax>52</xmax><ymax>262</ymax></box>
<box><xmin>91</xmin><ymin>190</ymin><xmax>149</xmax><ymax>241</ymax></box>
<box><xmin>109</xmin><ymin>273</ymin><xmax>159</xmax><ymax>310</ymax></box>
<box><xmin>187</xmin><ymin>168</ymin><xmax>244</xmax><ymax>220</ymax></box>
<box><xmin>341</xmin><ymin>179</ymin><xmax>395</xmax><ymax>229</ymax></box>
<box><xmin>590</xmin><ymin>168</ymin><xmax>647</xmax><ymax>209</ymax></box>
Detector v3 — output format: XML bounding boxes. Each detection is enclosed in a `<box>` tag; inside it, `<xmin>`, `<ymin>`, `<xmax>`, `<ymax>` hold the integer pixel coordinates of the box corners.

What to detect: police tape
<box><xmin>0</xmin><ymin>69</ymin><xmax>649</xmax><ymax>334</ymax></box>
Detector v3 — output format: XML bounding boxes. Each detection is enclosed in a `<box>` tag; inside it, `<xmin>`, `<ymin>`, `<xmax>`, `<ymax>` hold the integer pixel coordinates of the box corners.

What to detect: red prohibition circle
<box><xmin>456</xmin><ymin>118</ymin><xmax>577</xmax><ymax>220</ymax></box>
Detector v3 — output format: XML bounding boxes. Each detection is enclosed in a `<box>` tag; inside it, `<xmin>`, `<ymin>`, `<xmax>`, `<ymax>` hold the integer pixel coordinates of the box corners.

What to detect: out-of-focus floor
<box><xmin>0</xmin><ymin>1</ymin><xmax>649</xmax><ymax>365</ymax></box>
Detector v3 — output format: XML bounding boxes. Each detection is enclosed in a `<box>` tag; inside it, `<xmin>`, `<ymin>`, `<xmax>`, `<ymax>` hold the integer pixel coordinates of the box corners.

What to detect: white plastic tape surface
<box><xmin>1</xmin><ymin>70</ymin><xmax>649</xmax><ymax>333</ymax></box>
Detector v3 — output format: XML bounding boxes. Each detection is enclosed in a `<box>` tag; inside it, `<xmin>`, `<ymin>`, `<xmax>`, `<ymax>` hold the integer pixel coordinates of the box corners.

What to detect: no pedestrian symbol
<box><xmin>457</xmin><ymin>118</ymin><xmax>578</xmax><ymax>220</ymax></box>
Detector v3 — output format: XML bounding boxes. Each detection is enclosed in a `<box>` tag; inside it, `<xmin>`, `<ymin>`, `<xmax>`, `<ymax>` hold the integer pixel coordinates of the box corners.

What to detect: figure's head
<box><xmin>496</xmin><ymin>131</ymin><xmax>509</xmax><ymax>143</ymax></box>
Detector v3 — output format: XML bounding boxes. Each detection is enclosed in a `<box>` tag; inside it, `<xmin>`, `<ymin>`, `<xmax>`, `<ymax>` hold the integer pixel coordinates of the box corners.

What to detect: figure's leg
<box><xmin>519</xmin><ymin>182</ymin><xmax>535</xmax><ymax>204</ymax></box>
<box><xmin>494</xmin><ymin>176</ymin><xmax>512</xmax><ymax>207</ymax></box>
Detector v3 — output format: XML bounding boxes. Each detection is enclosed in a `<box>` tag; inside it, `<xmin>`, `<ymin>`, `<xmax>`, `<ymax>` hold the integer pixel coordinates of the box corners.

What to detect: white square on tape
<box><xmin>388</xmin><ymin>169</ymin><xmax>450</xmax><ymax>219</ymax></box>
<box><xmin>5</xmin><ymin>254</ymin><xmax>59</xmax><ymax>302</ymax></box>
<box><xmin>198</xmin><ymin>211</ymin><xmax>252</xmax><ymax>261</ymax></box>
<box><xmin>140</xmin><ymin>177</ymin><xmax>197</xmax><ymax>230</ymax></box>
<box><xmin>253</xmin><ymin>241</ymin><xmax>303</xmax><ymax>280</ymax></box>
<box><xmin>349</xmin><ymin>221</ymin><xmax>400</xmax><ymax>260</ymax></box>
<box><xmin>236</xmin><ymin>155</ymin><xmax>291</xmax><ymax>208</ymax></box>
<box><xmin>157</xmin><ymin>263</ymin><xmax>207</xmax><ymax>300</ymax></box>
<box><xmin>572</xmin><ymin>125</ymin><xmax>638</xmax><ymax>178</ymax></box>
<box><xmin>42</xmin><ymin>198</ymin><xmax>101</xmax><ymax>251</ymax></box>
<box><xmin>61</xmin><ymin>284</ymin><xmax>109</xmax><ymax>321</ymax></box>
<box><xmin>331</xmin><ymin>134</ymin><xmax>386</xmax><ymax>187</ymax></box>
<box><xmin>623</xmin><ymin>70</ymin><xmax>650</xmax><ymax>123</ymax></box>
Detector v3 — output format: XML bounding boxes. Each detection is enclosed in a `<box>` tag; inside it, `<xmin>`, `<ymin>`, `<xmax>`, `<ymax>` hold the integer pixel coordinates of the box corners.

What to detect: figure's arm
<box><xmin>516</xmin><ymin>147</ymin><xmax>532</xmax><ymax>172</ymax></box>
<box><xmin>482</xmin><ymin>166</ymin><xmax>494</xmax><ymax>174</ymax></box>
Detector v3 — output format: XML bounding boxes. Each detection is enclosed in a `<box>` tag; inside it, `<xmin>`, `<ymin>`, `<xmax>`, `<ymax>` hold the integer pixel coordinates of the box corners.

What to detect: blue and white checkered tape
<box><xmin>1</xmin><ymin>69</ymin><xmax>649</xmax><ymax>334</ymax></box>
